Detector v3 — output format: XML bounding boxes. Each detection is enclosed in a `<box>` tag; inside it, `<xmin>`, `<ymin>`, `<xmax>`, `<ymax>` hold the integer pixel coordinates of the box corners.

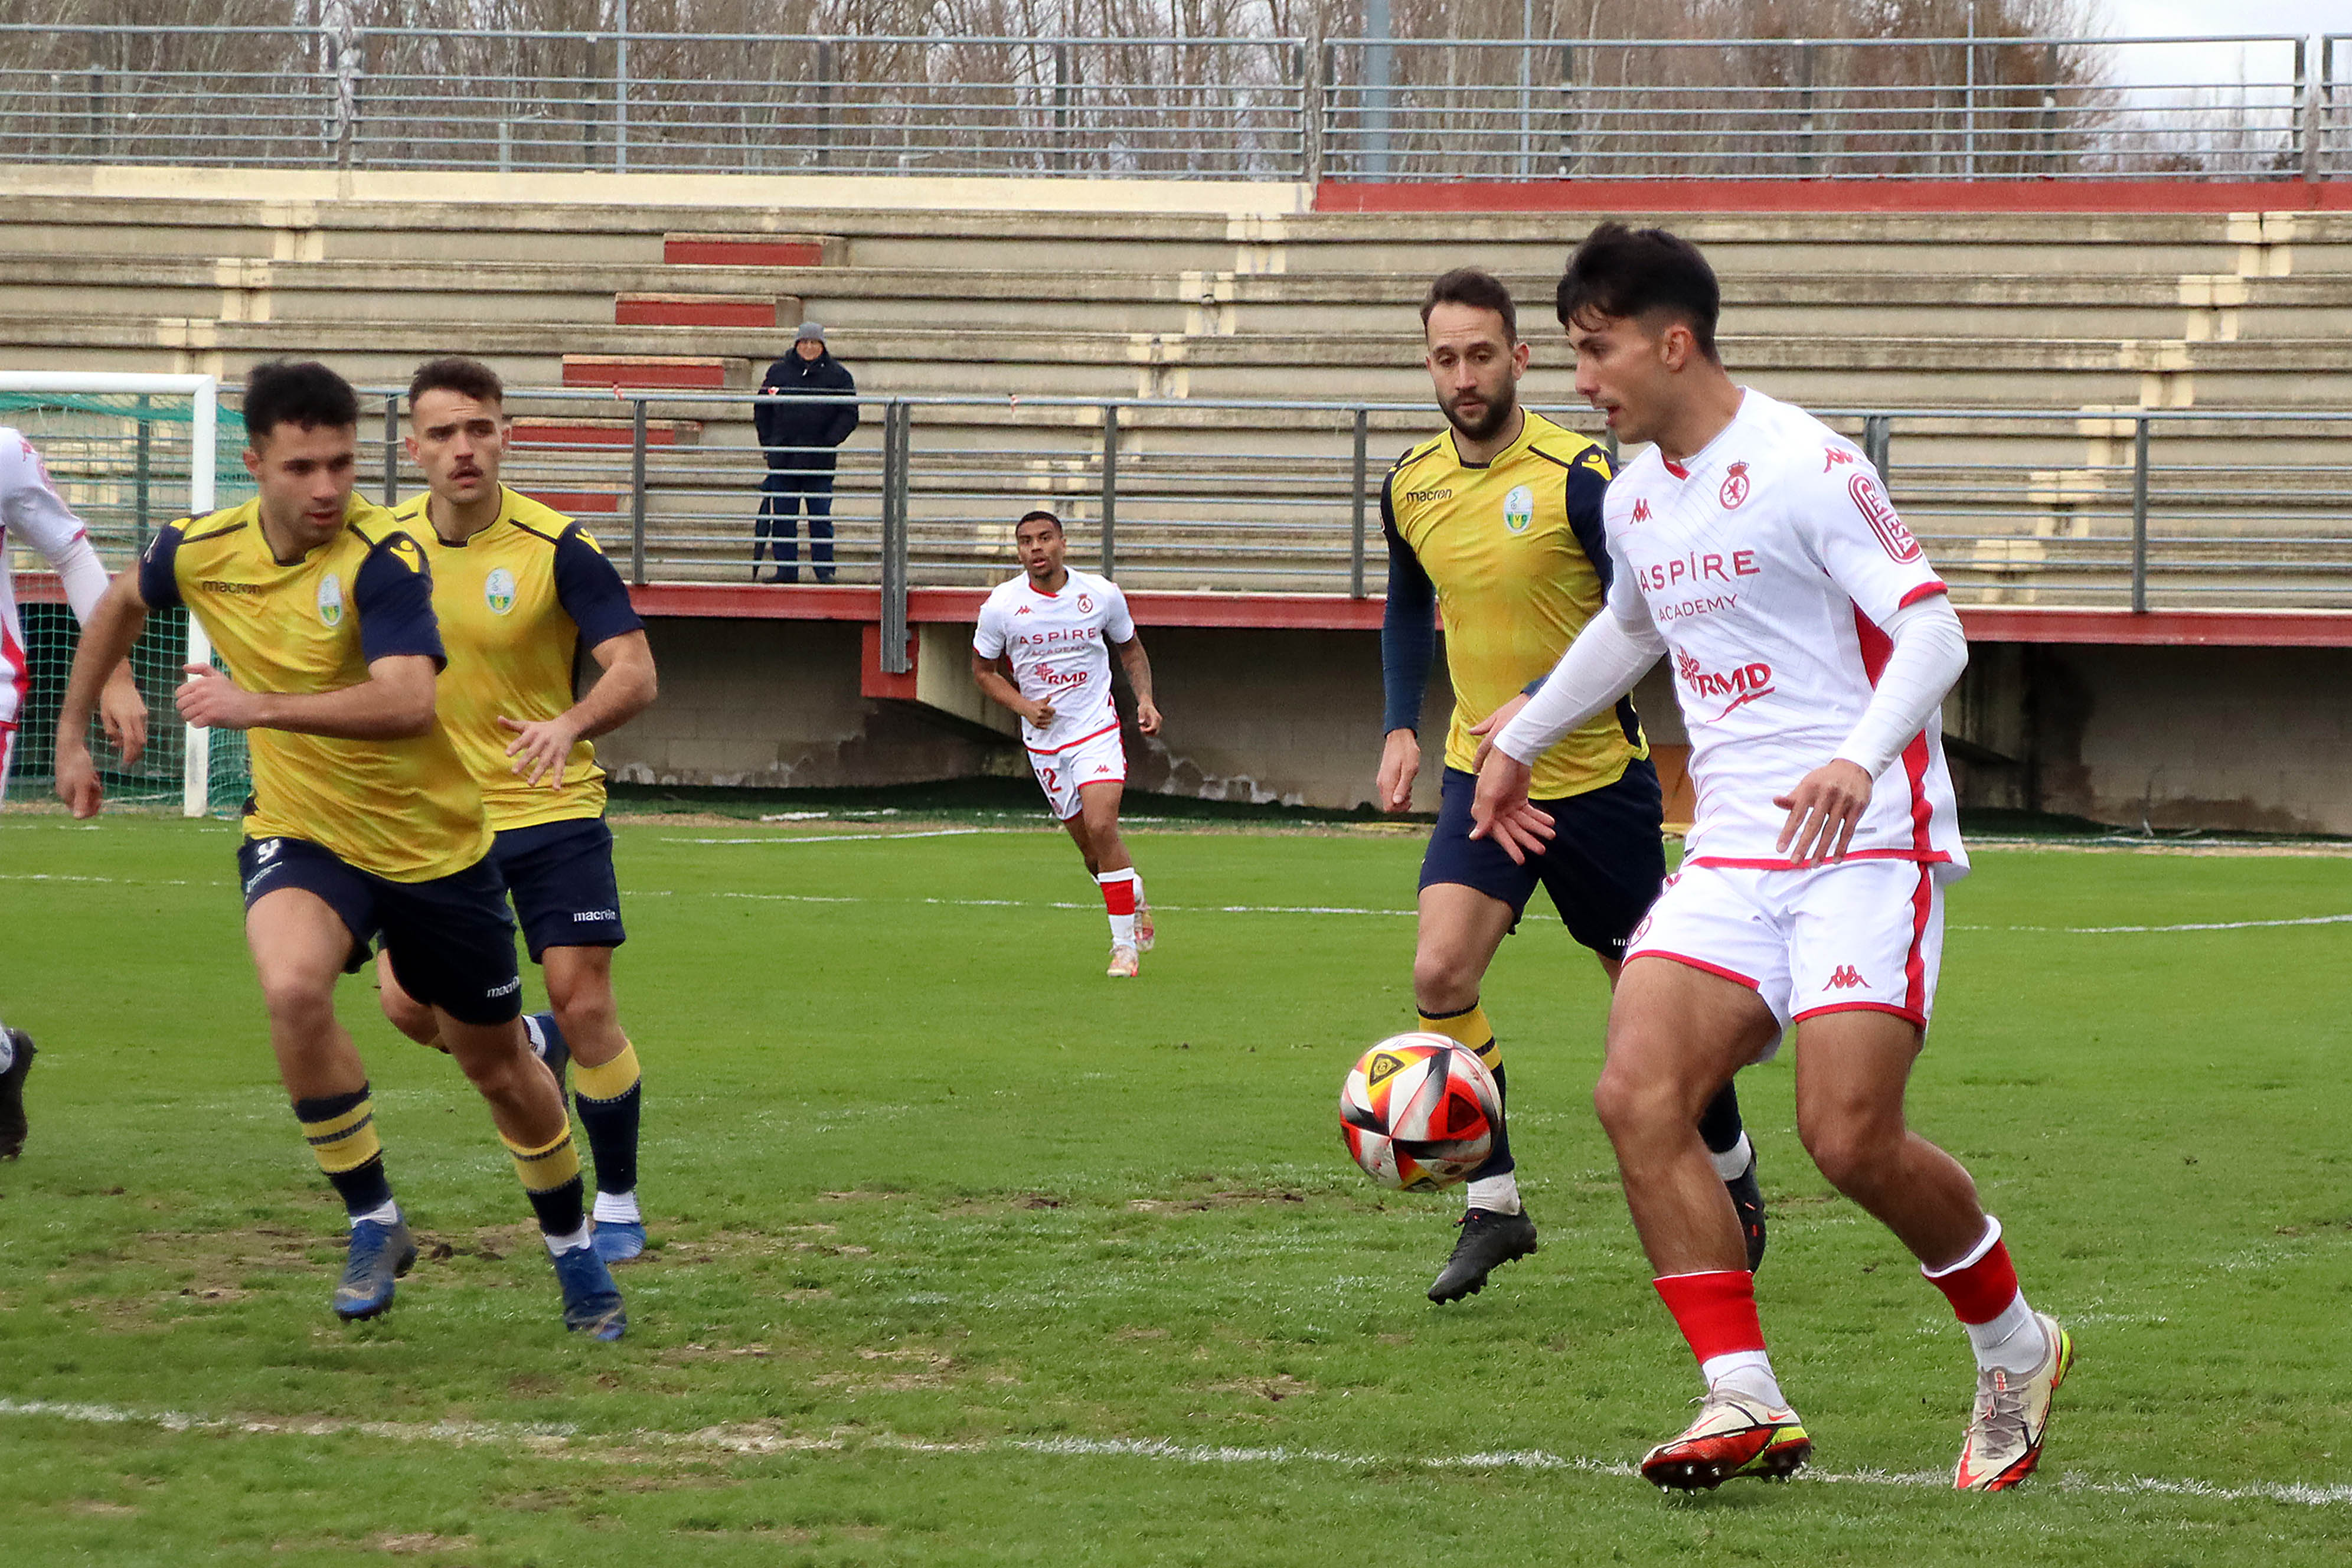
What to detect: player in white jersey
<box><xmin>0</xmin><ymin>428</ymin><xmax>149</xmax><ymax>1157</ymax></box>
<box><xmin>1472</xmin><ymin>225</ymin><xmax>2067</xmax><ymax>1495</ymax></box>
<box><xmin>972</xmin><ymin>509</ymin><xmax>1161</xmax><ymax>977</ymax></box>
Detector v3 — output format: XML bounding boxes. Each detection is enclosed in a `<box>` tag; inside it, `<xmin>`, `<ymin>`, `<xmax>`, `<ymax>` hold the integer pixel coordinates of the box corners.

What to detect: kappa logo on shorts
<box><xmin>1825</xmin><ymin>965</ymin><xmax>1868</xmax><ymax>989</ymax></box>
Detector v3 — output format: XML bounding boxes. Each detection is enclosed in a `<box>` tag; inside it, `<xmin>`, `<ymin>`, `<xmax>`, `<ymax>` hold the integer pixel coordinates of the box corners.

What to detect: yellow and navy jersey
<box><xmin>137</xmin><ymin>494</ymin><xmax>492</xmax><ymax>882</ymax></box>
<box><xmin>1380</xmin><ymin>407</ymin><xmax>1647</xmax><ymax>799</ymax></box>
<box><xmin>391</xmin><ymin>487</ymin><xmax>644</xmax><ymax>833</ymax></box>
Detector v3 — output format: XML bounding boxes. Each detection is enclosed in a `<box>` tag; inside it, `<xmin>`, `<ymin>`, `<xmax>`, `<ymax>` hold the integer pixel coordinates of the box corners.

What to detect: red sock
<box><xmin>1654</xmin><ymin>1270</ymin><xmax>1766</xmax><ymax>1365</ymax></box>
<box><xmin>1097</xmin><ymin>871</ymin><xmax>1136</xmax><ymax>916</ymax></box>
<box><xmin>1925</xmin><ymin>1233</ymin><xmax>2020</xmax><ymax>1325</ymax></box>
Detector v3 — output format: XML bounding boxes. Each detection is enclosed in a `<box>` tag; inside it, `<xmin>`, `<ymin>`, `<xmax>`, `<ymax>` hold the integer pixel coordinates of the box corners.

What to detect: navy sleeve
<box><xmin>136</xmin><ymin>525</ymin><xmax>184</xmax><ymax>610</ymax></box>
<box><xmin>1379</xmin><ymin>478</ymin><xmax>1437</xmax><ymax>736</ymax></box>
<box><xmin>352</xmin><ymin>533</ymin><xmax>446</xmax><ymax>669</ymax></box>
<box><xmin>552</xmin><ymin>525</ymin><xmax>646</xmax><ymax>649</ymax></box>
<box><xmin>1564</xmin><ymin>450</ymin><xmax>1614</xmax><ymax>592</ymax></box>
<box><xmin>752</xmin><ymin>361</ymin><xmax>787</xmax><ymax>450</ymax></box>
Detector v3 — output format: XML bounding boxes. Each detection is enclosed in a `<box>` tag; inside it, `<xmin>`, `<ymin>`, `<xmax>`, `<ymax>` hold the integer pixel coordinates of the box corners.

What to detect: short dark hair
<box><xmin>243</xmin><ymin>360</ymin><xmax>359</xmax><ymax>443</ymax></box>
<box><xmin>408</xmin><ymin>355</ymin><xmax>505</xmax><ymax>412</ymax></box>
<box><xmin>1555</xmin><ymin>221</ymin><xmax>1721</xmax><ymax>360</ymax></box>
<box><xmin>1016</xmin><ymin>509</ymin><xmax>1063</xmax><ymax>535</ymax></box>
<box><xmin>1420</xmin><ymin>267</ymin><xmax>1517</xmax><ymax>342</ymax></box>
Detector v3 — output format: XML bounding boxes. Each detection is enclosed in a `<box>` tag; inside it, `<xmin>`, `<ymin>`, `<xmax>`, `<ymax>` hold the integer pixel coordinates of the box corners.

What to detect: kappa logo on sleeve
<box><xmin>1847</xmin><ymin>473</ymin><xmax>1923</xmax><ymax>563</ymax></box>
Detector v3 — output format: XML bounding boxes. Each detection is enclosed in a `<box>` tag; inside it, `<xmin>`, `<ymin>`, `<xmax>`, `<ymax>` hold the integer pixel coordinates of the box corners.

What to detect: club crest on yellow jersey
<box><xmin>1503</xmin><ymin>484</ymin><xmax>1534</xmax><ymax>534</ymax></box>
<box><xmin>316</xmin><ymin>573</ymin><xmax>342</xmax><ymax>626</ymax></box>
<box><xmin>485</xmin><ymin>567</ymin><xmax>518</xmax><ymax>615</ymax></box>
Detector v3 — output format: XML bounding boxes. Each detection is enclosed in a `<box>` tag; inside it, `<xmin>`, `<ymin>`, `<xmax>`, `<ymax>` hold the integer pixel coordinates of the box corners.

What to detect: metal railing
<box><xmin>84</xmin><ymin>392</ymin><xmax>2333</xmax><ymax>674</ymax></box>
<box><xmin>1</xmin><ymin>24</ymin><xmax>2343</xmax><ymax>182</ymax></box>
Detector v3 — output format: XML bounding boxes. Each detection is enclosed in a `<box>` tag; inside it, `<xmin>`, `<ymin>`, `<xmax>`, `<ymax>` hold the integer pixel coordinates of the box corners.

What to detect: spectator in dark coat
<box><xmin>753</xmin><ymin>322</ymin><xmax>858</xmax><ymax>584</ymax></box>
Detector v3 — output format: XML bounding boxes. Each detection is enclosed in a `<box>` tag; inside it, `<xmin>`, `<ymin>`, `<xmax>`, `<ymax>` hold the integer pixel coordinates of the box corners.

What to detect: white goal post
<box><xmin>0</xmin><ymin>371</ymin><xmax>220</xmax><ymax>817</ymax></box>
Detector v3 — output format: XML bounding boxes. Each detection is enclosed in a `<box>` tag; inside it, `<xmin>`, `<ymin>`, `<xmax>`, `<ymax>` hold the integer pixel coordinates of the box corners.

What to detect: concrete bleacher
<box><xmin>0</xmin><ymin>168</ymin><xmax>2347</xmax><ymax>607</ymax></box>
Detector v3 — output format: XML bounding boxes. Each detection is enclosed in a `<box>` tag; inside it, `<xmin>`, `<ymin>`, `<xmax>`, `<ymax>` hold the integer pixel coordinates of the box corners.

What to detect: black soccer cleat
<box><xmin>0</xmin><ymin>1030</ymin><xmax>35</xmax><ymax>1161</ymax></box>
<box><xmin>1428</xmin><ymin>1207</ymin><xmax>1538</xmax><ymax>1303</ymax></box>
<box><xmin>1726</xmin><ymin>1154</ymin><xmax>1768</xmax><ymax>1275</ymax></box>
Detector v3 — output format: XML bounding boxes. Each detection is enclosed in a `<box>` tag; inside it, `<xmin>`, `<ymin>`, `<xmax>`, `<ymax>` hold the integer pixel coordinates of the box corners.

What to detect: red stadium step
<box><xmin>561</xmin><ymin>354</ymin><xmax>745</xmax><ymax>391</ymax></box>
<box><xmin>518</xmin><ymin>489</ymin><xmax>625</xmax><ymax>515</ymax></box>
<box><xmin>615</xmin><ymin>293</ymin><xmax>796</xmax><ymax>329</ymax></box>
<box><xmin>509</xmin><ymin>417</ymin><xmax>703</xmax><ymax>449</ymax></box>
<box><xmin>662</xmin><ymin>232</ymin><xmax>842</xmax><ymax>267</ymax></box>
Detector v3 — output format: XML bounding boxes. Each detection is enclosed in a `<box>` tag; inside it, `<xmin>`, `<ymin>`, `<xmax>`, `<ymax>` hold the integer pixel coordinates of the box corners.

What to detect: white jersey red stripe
<box><xmin>1600</xmin><ymin>388</ymin><xmax>1966</xmax><ymax>872</ymax></box>
<box><xmin>972</xmin><ymin>568</ymin><xmax>1135</xmax><ymax>755</ymax></box>
<box><xmin>0</xmin><ymin>427</ymin><xmax>112</xmax><ymax>732</ymax></box>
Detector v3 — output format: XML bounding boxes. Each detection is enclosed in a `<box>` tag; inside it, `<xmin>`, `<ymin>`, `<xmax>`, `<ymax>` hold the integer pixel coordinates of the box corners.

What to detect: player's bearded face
<box><xmin>245</xmin><ymin>423</ymin><xmax>358</xmax><ymax>550</ymax></box>
<box><xmin>1424</xmin><ymin>304</ymin><xmax>1525</xmax><ymax>446</ymax></box>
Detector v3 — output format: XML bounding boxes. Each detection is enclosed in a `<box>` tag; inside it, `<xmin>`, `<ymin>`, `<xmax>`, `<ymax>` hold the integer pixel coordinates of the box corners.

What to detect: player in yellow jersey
<box><xmin>1376</xmin><ymin>271</ymin><xmax>1765</xmax><ymax>1302</ymax></box>
<box><xmin>373</xmin><ymin>357</ymin><xmax>659</xmax><ymax>1265</ymax></box>
<box><xmin>53</xmin><ymin>361</ymin><xmax>626</xmax><ymax>1339</ymax></box>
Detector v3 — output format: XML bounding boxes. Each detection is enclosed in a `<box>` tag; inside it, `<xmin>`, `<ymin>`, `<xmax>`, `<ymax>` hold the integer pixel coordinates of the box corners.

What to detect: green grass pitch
<box><xmin>2</xmin><ymin>811</ymin><xmax>2350</xmax><ymax>1565</ymax></box>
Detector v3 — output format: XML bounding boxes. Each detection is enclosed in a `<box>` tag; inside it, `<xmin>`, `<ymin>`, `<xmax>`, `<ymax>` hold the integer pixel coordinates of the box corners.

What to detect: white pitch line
<box><xmin>659</xmin><ymin>828</ymin><xmax>1006</xmax><ymax>846</ymax></box>
<box><xmin>3</xmin><ymin>1398</ymin><xmax>2347</xmax><ymax>1509</ymax></box>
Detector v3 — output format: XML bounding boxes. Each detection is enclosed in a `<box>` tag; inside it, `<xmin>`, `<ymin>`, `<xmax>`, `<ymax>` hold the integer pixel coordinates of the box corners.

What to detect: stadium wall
<box><xmin>599</xmin><ymin>615</ymin><xmax>2352</xmax><ymax>836</ymax></box>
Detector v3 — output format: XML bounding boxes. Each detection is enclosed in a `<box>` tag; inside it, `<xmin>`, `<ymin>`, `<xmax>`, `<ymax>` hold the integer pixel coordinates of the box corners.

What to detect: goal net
<box><xmin>0</xmin><ymin>374</ymin><xmax>250</xmax><ymax>816</ymax></box>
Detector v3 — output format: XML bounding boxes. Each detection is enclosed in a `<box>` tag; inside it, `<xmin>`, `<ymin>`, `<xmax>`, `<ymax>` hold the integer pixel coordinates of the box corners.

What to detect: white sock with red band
<box><xmin>1923</xmin><ymin>1216</ymin><xmax>2045</xmax><ymax>1374</ymax></box>
<box><xmin>1097</xmin><ymin>869</ymin><xmax>1138</xmax><ymax>948</ymax></box>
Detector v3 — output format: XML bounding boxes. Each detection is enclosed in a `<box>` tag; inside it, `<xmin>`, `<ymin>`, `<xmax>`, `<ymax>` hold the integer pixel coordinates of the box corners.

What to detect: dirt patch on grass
<box><xmin>1207</xmin><ymin>1374</ymin><xmax>1314</xmax><ymax>1403</ymax></box>
<box><xmin>372</xmin><ymin>1533</ymin><xmax>476</xmax><ymax>1555</ymax></box>
<box><xmin>1126</xmin><ymin>1189</ymin><xmax>1308</xmax><ymax>1214</ymax></box>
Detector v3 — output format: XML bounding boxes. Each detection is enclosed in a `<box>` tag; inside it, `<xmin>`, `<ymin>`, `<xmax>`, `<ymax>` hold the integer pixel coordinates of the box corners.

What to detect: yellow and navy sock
<box><xmin>502</xmin><ymin>1124</ymin><xmax>587</xmax><ymax>1242</ymax></box>
<box><xmin>1419</xmin><ymin>1002</ymin><xmax>1511</xmax><ymax>1177</ymax></box>
<box><xmin>573</xmin><ymin>1039</ymin><xmax>642</xmax><ymax>1213</ymax></box>
<box><xmin>293</xmin><ymin>1084</ymin><xmax>396</xmax><ymax>1217</ymax></box>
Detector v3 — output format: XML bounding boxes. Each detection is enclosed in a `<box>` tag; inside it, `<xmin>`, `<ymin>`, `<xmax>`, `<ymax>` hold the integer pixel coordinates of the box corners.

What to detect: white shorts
<box><xmin>1625</xmin><ymin>858</ymin><xmax>1949</xmax><ymax>1061</ymax></box>
<box><xmin>1028</xmin><ymin>724</ymin><xmax>1126</xmax><ymax>821</ymax></box>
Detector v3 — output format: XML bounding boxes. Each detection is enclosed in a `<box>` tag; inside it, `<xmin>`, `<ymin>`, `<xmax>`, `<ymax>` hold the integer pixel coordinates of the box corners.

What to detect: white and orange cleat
<box><xmin>1955</xmin><ymin>1313</ymin><xmax>2072</xmax><ymax>1491</ymax></box>
<box><xmin>1133</xmin><ymin>896</ymin><xmax>1155</xmax><ymax>952</ymax></box>
<box><xmin>1639</xmin><ymin>1386</ymin><xmax>1812</xmax><ymax>1491</ymax></box>
<box><xmin>1107</xmin><ymin>944</ymin><xmax>1140</xmax><ymax>978</ymax></box>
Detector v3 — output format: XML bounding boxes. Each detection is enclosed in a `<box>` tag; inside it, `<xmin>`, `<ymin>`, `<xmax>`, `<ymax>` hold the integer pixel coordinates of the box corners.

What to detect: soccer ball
<box><xmin>1338</xmin><ymin>1033</ymin><xmax>1501</xmax><ymax>1193</ymax></box>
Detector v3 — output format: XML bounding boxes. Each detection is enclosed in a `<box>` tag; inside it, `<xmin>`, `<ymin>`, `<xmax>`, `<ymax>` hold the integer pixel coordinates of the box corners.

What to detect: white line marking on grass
<box><xmin>7</xmin><ymin>1398</ymin><xmax>2349</xmax><ymax>1508</ymax></box>
<box><xmin>659</xmin><ymin>828</ymin><xmax>1008</xmax><ymax>846</ymax></box>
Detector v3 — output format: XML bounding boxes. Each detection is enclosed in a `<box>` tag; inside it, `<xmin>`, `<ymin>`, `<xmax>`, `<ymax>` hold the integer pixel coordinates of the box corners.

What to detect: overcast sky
<box><xmin>2098</xmin><ymin>0</ymin><xmax>2342</xmax><ymax>87</ymax></box>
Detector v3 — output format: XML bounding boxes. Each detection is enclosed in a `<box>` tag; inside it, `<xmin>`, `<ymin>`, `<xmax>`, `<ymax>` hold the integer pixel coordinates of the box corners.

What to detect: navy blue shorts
<box><xmin>1419</xmin><ymin>760</ymin><xmax>1667</xmax><ymax>959</ymax></box>
<box><xmin>237</xmin><ymin>835</ymin><xmax>523</xmax><ymax>1026</ymax></box>
<box><xmin>492</xmin><ymin>816</ymin><xmax>626</xmax><ymax>963</ymax></box>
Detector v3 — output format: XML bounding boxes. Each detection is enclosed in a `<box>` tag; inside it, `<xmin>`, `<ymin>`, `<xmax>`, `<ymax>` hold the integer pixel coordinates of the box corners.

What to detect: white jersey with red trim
<box><xmin>1</xmin><ymin>427</ymin><xmax>111</xmax><ymax>729</ymax></box>
<box><xmin>1604</xmin><ymin>388</ymin><xmax>1966</xmax><ymax>871</ymax></box>
<box><xmin>972</xmin><ymin>568</ymin><xmax>1135</xmax><ymax>754</ymax></box>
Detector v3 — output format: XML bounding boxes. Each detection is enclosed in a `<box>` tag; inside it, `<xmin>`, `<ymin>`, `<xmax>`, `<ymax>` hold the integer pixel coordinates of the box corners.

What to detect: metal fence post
<box><xmin>1298</xmin><ymin>39</ymin><xmax>1322</xmax><ymax>185</ymax></box>
<box><xmin>880</xmin><ymin>401</ymin><xmax>912</xmax><ymax>675</ymax></box>
<box><xmin>1100</xmin><ymin>403</ymin><xmax>1119</xmax><ymax>577</ymax></box>
<box><xmin>1863</xmin><ymin>413</ymin><xmax>1891</xmax><ymax>477</ymax></box>
<box><xmin>2131</xmin><ymin>415</ymin><xmax>2151</xmax><ymax>613</ymax></box>
<box><xmin>381</xmin><ymin>393</ymin><xmax>398</xmax><ymax>506</ymax></box>
<box><xmin>814</xmin><ymin>39</ymin><xmax>835</xmax><ymax>168</ymax></box>
<box><xmin>614</xmin><ymin>0</ymin><xmax>631</xmax><ymax>173</ymax></box>
<box><xmin>133</xmin><ymin>394</ymin><xmax>151</xmax><ymax>544</ymax></box>
<box><xmin>1053</xmin><ymin>43</ymin><xmax>1072</xmax><ymax>173</ymax></box>
<box><xmin>629</xmin><ymin>398</ymin><xmax>649</xmax><ymax>587</ymax></box>
<box><xmin>1557</xmin><ymin>43</ymin><xmax>1578</xmax><ymax>178</ymax></box>
<box><xmin>1349</xmin><ymin>407</ymin><xmax>1369</xmax><ymax>599</ymax></box>
<box><xmin>2297</xmin><ymin>37</ymin><xmax>2319</xmax><ymax>184</ymax></box>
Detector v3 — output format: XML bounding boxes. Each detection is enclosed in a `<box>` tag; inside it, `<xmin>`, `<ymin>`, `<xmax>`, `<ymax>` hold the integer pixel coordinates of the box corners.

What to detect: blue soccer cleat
<box><xmin>334</xmin><ymin>1216</ymin><xmax>417</xmax><ymax>1321</ymax></box>
<box><xmin>551</xmin><ymin>1244</ymin><xmax>627</xmax><ymax>1340</ymax></box>
<box><xmin>592</xmin><ymin>1218</ymin><xmax>647</xmax><ymax>1265</ymax></box>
